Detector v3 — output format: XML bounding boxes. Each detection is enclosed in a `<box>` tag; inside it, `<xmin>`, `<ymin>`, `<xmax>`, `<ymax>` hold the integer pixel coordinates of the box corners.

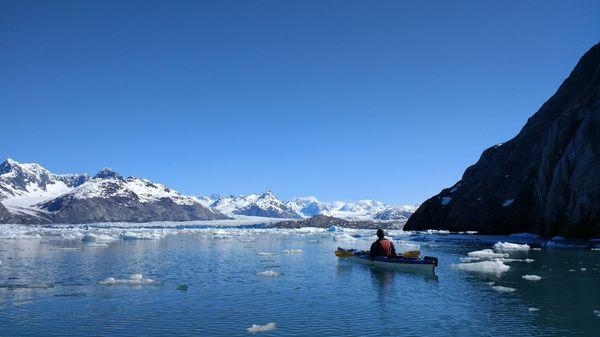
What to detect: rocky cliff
<box><xmin>405</xmin><ymin>43</ymin><xmax>600</xmax><ymax>238</ymax></box>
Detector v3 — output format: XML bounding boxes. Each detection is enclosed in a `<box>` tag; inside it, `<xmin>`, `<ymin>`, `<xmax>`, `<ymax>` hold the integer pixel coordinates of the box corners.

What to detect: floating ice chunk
<box><xmin>441</xmin><ymin>196</ymin><xmax>452</xmax><ymax>206</ymax></box>
<box><xmin>257</xmin><ymin>270</ymin><xmax>281</xmax><ymax>277</ymax></box>
<box><xmin>258</xmin><ymin>252</ymin><xmax>276</xmax><ymax>256</ymax></box>
<box><xmin>282</xmin><ymin>249</ymin><xmax>303</xmax><ymax>254</ymax></box>
<box><xmin>121</xmin><ymin>231</ymin><xmax>165</xmax><ymax>240</ymax></box>
<box><xmin>98</xmin><ymin>277</ymin><xmax>117</xmax><ymax>285</ymax></box>
<box><xmin>468</xmin><ymin>249</ymin><xmax>508</xmax><ymax>259</ymax></box>
<box><xmin>247</xmin><ymin>322</ymin><xmax>277</xmax><ymax>333</ymax></box>
<box><xmin>525</xmin><ymin>259</ymin><xmax>535</xmax><ymax>263</ymax></box>
<box><xmin>82</xmin><ymin>233</ymin><xmax>116</xmax><ymax>243</ymax></box>
<box><xmin>491</xmin><ymin>286</ymin><xmax>516</xmax><ymax>293</ymax></box>
<box><xmin>529</xmin><ymin>308</ymin><xmax>539</xmax><ymax>312</ymax></box>
<box><xmin>522</xmin><ymin>275</ymin><xmax>541</xmax><ymax>281</ymax></box>
<box><xmin>594</xmin><ymin>310</ymin><xmax>600</xmax><ymax>318</ymax></box>
<box><xmin>493</xmin><ymin>242</ymin><xmax>530</xmax><ymax>251</ymax></box>
<box><xmin>502</xmin><ymin>199</ymin><xmax>514</xmax><ymax>207</ymax></box>
<box><xmin>451</xmin><ymin>259</ymin><xmax>510</xmax><ymax>275</ymax></box>
<box><xmin>327</xmin><ymin>226</ymin><xmax>343</xmax><ymax>232</ymax></box>
<box><xmin>581</xmin><ymin>268</ymin><xmax>587</xmax><ymax>271</ymax></box>
<box><xmin>569</xmin><ymin>269</ymin><xmax>576</xmax><ymax>272</ymax></box>
<box><xmin>333</xmin><ymin>233</ymin><xmax>357</xmax><ymax>242</ymax></box>
<box><xmin>98</xmin><ymin>274</ymin><xmax>158</xmax><ymax>286</ymax></box>
<box><xmin>486</xmin><ymin>281</ymin><xmax>495</xmax><ymax>286</ymax></box>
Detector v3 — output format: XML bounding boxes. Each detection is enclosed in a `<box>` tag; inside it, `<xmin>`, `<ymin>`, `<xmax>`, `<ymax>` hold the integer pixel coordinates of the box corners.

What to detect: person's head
<box><xmin>376</xmin><ymin>229</ymin><xmax>385</xmax><ymax>239</ymax></box>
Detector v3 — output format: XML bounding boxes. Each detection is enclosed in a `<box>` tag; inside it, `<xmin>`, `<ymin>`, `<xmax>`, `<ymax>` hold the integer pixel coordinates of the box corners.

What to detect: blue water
<box><xmin>1</xmin><ymin>226</ymin><xmax>599</xmax><ymax>336</ymax></box>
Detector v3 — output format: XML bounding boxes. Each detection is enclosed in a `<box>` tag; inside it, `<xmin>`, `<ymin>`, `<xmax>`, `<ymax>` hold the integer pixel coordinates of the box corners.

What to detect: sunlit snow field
<box><xmin>1</xmin><ymin>222</ymin><xmax>600</xmax><ymax>336</ymax></box>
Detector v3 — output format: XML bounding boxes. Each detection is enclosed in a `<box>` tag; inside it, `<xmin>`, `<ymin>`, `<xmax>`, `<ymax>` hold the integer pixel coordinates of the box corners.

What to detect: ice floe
<box><xmin>594</xmin><ymin>310</ymin><xmax>600</xmax><ymax>318</ymax></box>
<box><xmin>257</xmin><ymin>270</ymin><xmax>281</xmax><ymax>277</ymax></box>
<box><xmin>468</xmin><ymin>249</ymin><xmax>508</xmax><ymax>259</ymax></box>
<box><xmin>522</xmin><ymin>275</ymin><xmax>541</xmax><ymax>281</ymax></box>
<box><xmin>451</xmin><ymin>259</ymin><xmax>510</xmax><ymax>275</ymax></box>
<box><xmin>491</xmin><ymin>285</ymin><xmax>516</xmax><ymax>293</ymax></box>
<box><xmin>82</xmin><ymin>233</ymin><xmax>117</xmax><ymax>243</ymax></box>
<box><xmin>98</xmin><ymin>274</ymin><xmax>159</xmax><ymax>285</ymax></box>
<box><xmin>258</xmin><ymin>252</ymin><xmax>276</xmax><ymax>256</ymax></box>
<box><xmin>282</xmin><ymin>249</ymin><xmax>303</xmax><ymax>254</ymax></box>
<box><xmin>493</xmin><ymin>242</ymin><xmax>530</xmax><ymax>251</ymax></box>
<box><xmin>529</xmin><ymin>308</ymin><xmax>539</xmax><ymax>312</ymax></box>
<box><xmin>247</xmin><ymin>322</ymin><xmax>277</xmax><ymax>333</ymax></box>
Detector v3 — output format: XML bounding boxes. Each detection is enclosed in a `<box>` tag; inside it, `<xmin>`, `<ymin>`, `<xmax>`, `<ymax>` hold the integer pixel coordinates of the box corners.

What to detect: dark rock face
<box><xmin>40</xmin><ymin>195</ymin><xmax>228</xmax><ymax>223</ymax></box>
<box><xmin>405</xmin><ymin>43</ymin><xmax>600</xmax><ymax>238</ymax></box>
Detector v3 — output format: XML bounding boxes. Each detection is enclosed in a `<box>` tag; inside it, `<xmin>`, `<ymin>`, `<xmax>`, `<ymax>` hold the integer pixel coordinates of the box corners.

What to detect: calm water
<box><xmin>0</xmin><ymin>225</ymin><xmax>599</xmax><ymax>336</ymax></box>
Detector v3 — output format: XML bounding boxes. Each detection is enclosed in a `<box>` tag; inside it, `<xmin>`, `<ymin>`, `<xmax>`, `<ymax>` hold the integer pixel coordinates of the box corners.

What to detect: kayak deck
<box><xmin>336</xmin><ymin>248</ymin><xmax>438</xmax><ymax>273</ymax></box>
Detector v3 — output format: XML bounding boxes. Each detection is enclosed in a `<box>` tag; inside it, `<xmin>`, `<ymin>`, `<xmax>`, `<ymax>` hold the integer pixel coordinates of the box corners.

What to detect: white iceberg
<box><xmin>522</xmin><ymin>275</ymin><xmax>541</xmax><ymax>281</ymax></box>
<box><xmin>493</xmin><ymin>242</ymin><xmax>530</xmax><ymax>251</ymax></box>
<box><xmin>468</xmin><ymin>249</ymin><xmax>508</xmax><ymax>259</ymax></box>
<box><xmin>98</xmin><ymin>274</ymin><xmax>158</xmax><ymax>285</ymax></box>
<box><xmin>491</xmin><ymin>285</ymin><xmax>516</xmax><ymax>293</ymax></box>
<box><xmin>257</xmin><ymin>270</ymin><xmax>281</xmax><ymax>277</ymax></box>
<box><xmin>451</xmin><ymin>259</ymin><xmax>510</xmax><ymax>275</ymax></box>
<box><xmin>247</xmin><ymin>322</ymin><xmax>277</xmax><ymax>333</ymax></box>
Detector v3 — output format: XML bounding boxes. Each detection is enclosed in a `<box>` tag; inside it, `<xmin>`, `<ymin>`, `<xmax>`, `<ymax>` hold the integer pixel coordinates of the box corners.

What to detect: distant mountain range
<box><xmin>0</xmin><ymin>159</ymin><xmax>416</xmax><ymax>224</ymax></box>
<box><xmin>199</xmin><ymin>193</ymin><xmax>417</xmax><ymax>221</ymax></box>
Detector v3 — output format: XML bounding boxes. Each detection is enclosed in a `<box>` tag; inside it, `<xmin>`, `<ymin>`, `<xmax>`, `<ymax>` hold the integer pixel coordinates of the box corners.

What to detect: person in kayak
<box><xmin>370</xmin><ymin>229</ymin><xmax>396</xmax><ymax>259</ymax></box>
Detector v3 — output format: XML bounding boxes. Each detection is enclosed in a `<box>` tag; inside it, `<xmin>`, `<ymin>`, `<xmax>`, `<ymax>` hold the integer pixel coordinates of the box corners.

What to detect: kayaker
<box><xmin>370</xmin><ymin>229</ymin><xmax>396</xmax><ymax>259</ymax></box>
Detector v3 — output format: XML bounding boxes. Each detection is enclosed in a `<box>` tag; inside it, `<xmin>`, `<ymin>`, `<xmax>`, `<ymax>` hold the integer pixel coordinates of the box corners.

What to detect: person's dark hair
<box><xmin>376</xmin><ymin>229</ymin><xmax>385</xmax><ymax>239</ymax></box>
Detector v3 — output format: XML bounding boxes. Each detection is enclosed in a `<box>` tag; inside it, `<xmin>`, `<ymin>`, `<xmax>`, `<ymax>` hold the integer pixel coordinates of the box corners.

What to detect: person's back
<box><xmin>370</xmin><ymin>229</ymin><xmax>396</xmax><ymax>259</ymax></box>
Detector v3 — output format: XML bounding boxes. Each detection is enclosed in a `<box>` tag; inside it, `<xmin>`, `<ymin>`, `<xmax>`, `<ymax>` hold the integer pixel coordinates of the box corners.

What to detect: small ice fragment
<box><xmin>581</xmin><ymin>268</ymin><xmax>587</xmax><ymax>271</ymax></box>
<box><xmin>98</xmin><ymin>277</ymin><xmax>117</xmax><ymax>285</ymax></box>
<box><xmin>522</xmin><ymin>275</ymin><xmax>541</xmax><ymax>281</ymax></box>
<box><xmin>594</xmin><ymin>310</ymin><xmax>600</xmax><ymax>318</ymax></box>
<box><xmin>569</xmin><ymin>269</ymin><xmax>576</xmax><ymax>272</ymax></box>
<box><xmin>247</xmin><ymin>322</ymin><xmax>277</xmax><ymax>333</ymax></box>
<box><xmin>529</xmin><ymin>308</ymin><xmax>539</xmax><ymax>312</ymax></box>
<box><xmin>486</xmin><ymin>282</ymin><xmax>495</xmax><ymax>286</ymax></box>
<box><xmin>451</xmin><ymin>259</ymin><xmax>510</xmax><ymax>275</ymax></box>
<box><xmin>258</xmin><ymin>252</ymin><xmax>276</xmax><ymax>255</ymax></box>
<box><xmin>257</xmin><ymin>270</ymin><xmax>281</xmax><ymax>277</ymax></box>
<box><xmin>282</xmin><ymin>249</ymin><xmax>303</xmax><ymax>254</ymax></box>
<box><xmin>493</xmin><ymin>242</ymin><xmax>530</xmax><ymax>251</ymax></box>
<box><xmin>502</xmin><ymin>199</ymin><xmax>514</xmax><ymax>207</ymax></box>
<box><xmin>130</xmin><ymin>274</ymin><xmax>143</xmax><ymax>281</ymax></box>
<box><xmin>525</xmin><ymin>259</ymin><xmax>535</xmax><ymax>263</ymax></box>
<box><xmin>491</xmin><ymin>286</ymin><xmax>517</xmax><ymax>293</ymax></box>
<box><xmin>468</xmin><ymin>249</ymin><xmax>508</xmax><ymax>259</ymax></box>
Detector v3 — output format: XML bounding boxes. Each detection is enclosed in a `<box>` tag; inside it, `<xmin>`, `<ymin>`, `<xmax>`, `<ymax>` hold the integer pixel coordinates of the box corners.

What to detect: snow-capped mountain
<box><xmin>208</xmin><ymin>191</ymin><xmax>301</xmax><ymax>219</ymax></box>
<box><xmin>373</xmin><ymin>206</ymin><xmax>417</xmax><ymax>221</ymax></box>
<box><xmin>202</xmin><ymin>193</ymin><xmax>417</xmax><ymax>221</ymax></box>
<box><xmin>0</xmin><ymin>159</ymin><xmax>227</xmax><ymax>223</ymax></box>
<box><xmin>0</xmin><ymin>158</ymin><xmax>89</xmax><ymax>216</ymax></box>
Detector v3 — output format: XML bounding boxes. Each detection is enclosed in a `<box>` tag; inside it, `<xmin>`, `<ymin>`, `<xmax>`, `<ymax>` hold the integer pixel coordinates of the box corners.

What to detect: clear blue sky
<box><xmin>1</xmin><ymin>1</ymin><xmax>599</xmax><ymax>204</ymax></box>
